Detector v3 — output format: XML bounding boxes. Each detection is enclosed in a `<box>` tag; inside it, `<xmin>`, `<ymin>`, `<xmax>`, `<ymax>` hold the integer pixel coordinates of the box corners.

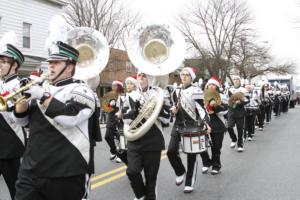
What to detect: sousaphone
<box><xmin>124</xmin><ymin>22</ymin><xmax>186</xmax><ymax>141</ymax></box>
<box><xmin>66</xmin><ymin>27</ymin><xmax>109</xmax><ymax>89</ymax></box>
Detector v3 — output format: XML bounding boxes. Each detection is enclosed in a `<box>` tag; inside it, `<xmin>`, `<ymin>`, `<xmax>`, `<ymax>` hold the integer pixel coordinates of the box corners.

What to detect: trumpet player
<box><xmin>126</xmin><ymin>71</ymin><xmax>170</xmax><ymax>200</ymax></box>
<box><xmin>0</xmin><ymin>44</ymin><xmax>26</xmax><ymax>200</ymax></box>
<box><xmin>167</xmin><ymin>67</ymin><xmax>211</xmax><ymax>193</ymax></box>
<box><xmin>13</xmin><ymin>41</ymin><xmax>98</xmax><ymax>200</ymax></box>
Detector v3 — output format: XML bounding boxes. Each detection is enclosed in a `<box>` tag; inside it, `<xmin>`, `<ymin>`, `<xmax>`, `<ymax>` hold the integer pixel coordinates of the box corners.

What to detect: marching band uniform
<box><xmin>204</xmin><ymin>77</ymin><xmax>228</xmax><ymax>174</ymax></box>
<box><xmin>126</xmin><ymin>72</ymin><xmax>170</xmax><ymax>200</ymax></box>
<box><xmin>227</xmin><ymin>76</ymin><xmax>249</xmax><ymax>152</ymax></box>
<box><xmin>254</xmin><ymin>88</ymin><xmax>265</xmax><ymax>131</ymax></box>
<box><xmin>115</xmin><ymin>76</ymin><xmax>140</xmax><ymax>165</ymax></box>
<box><xmin>264</xmin><ymin>85</ymin><xmax>274</xmax><ymax>123</ymax></box>
<box><xmin>167</xmin><ymin>67</ymin><xmax>210</xmax><ymax>193</ymax></box>
<box><xmin>13</xmin><ymin>42</ymin><xmax>99</xmax><ymax>200</ymax></box>
<box><xmin>244</xmin><ymin>85</ymin><xmax>259</xmax><ymax>140</ymax></box>
<box><xmin>0</xmin><ymin>44</ymin><xmax>26</xmax><ymax>200</ymax></box>
<box><xmin>104</xmin><ymin>80</ymin><xmax>123</xmax><ymax>163</ymax></box>
<box><xmin>273</xmin><ymin>85</ymin><xmax>282</xmax><ymax>116</ymax></box>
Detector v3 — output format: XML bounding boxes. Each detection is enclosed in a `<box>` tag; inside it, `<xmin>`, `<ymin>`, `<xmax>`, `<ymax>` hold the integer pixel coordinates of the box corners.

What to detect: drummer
<box><xmin>167</xmin><ymin>67</ymin><xmax>211</xmax><ymax>193</ymax></box>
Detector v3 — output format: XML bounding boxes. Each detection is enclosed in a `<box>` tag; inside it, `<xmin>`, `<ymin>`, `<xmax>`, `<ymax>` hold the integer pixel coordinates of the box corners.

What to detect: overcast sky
<box><xmin>126</xmin><ymin>0</ymin><xmax>300</xmax><ymax>83</ymax></box>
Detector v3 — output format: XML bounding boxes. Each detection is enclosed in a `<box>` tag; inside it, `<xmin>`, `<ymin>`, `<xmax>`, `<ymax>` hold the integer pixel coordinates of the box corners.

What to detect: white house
<box><xmin>0</xmin><ymin>0</ymin><xmax>66</xmax><ymax>75</ymax></box>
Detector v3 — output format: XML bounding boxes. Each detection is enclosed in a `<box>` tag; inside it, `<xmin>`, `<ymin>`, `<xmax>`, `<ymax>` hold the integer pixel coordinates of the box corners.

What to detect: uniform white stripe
<box><xmin>37</xmin><ymin>103</ymin><xmax>90</xmax><ymax>163</ymax></box>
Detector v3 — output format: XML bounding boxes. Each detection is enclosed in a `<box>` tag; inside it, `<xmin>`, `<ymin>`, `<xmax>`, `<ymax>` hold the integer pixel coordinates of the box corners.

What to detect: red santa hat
<box><xmin>125</xmin><ymin>75</ymin><xmax>138</xmax><ymax>87</ymax></box>
<box><xmin>207</xmin><ymin>76</ymin><xmax>221</xmax><ymax>88</ymax></box>
<box><xmin>181</xmin><ymin>67</ymin><xmax>197</xmax><ymax>81</ymax></box>
<box><xmin>112</xmin><ymin>80</ymin><xmax>124</xmax><ymax>87</ymax></box>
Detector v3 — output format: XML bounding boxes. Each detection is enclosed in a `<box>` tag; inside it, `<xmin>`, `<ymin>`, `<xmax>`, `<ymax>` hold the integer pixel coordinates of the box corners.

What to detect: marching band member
<box><xmin>273</xmin><ymin>83</ymin><xmax>282</xmax><ymax>116</ymax></box>
<box><xmin>126</xmin><ymin>71</ymin><xmax>170</xmax><ymax>200</ymax></box>
<box><xmin>227</xmin><ymin>75</ymin><xmax>249</xmax><ymax>152</ymax></box>
<box><xmin>104</xmin><ymin>80</ymin><xmax>124</xmax><ymax>163</ymax></box>
<box><xmin>244</xmin><ymin>84</ymin><xmax>259</xmax><ymax>141</ymax></box>
<box><xmin>13</xmin><ymin>41</ymin><xmax>99</xmax><ymax>200</ymax></box>
<box><xmin>167</xmin><ymin>67</ymin><xmax>211</xmax><ymax>193</ymax></box>
<box><xmin>115</xmin><ymin>75</ymin><xmax>140</xmax><ymax>165</ymax></box>
<box><xmin>203</xmin><ymin>77</ymin><xmax>228</xmax><ymax>174</ymax></box>
<box><xmin>264</xmin><ymin>84</ymin><xmax>274</xmax><ymax>123</ymax></box>
<box><xmin>0</xmin><ymin>44</ymin><xmax>26</xmax><ymax>200</ymax></box>
<box><xmin>254</xmin><ymin>86</ymin><xmax>265</xmax><ymax>132</ymax></box>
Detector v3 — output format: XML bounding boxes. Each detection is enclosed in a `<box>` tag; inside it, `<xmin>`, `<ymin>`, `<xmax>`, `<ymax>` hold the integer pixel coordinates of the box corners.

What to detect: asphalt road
<box><xmin>1</xmin><ymin>106</ymin><xmax>300</xmax><ymax>200</ymax></box>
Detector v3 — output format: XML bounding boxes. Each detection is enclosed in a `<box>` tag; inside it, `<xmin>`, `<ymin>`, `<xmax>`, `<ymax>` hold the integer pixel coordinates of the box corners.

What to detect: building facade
<box><xmin>0</xmin><ymin>0</ymin><xmax>65</xmax><ymax>75</ymax></box>
<box><xmin>97</xmin><ymin>48</ymin><xmax>137</xmax><ymax>97</ymax></box>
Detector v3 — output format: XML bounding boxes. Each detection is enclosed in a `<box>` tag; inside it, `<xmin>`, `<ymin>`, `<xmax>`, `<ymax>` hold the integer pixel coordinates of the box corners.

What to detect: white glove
<box><xmin>109</xmin><ymin>99</ymin><xmax>116</xmax><ymax>106</ymax></box>
<box><xmin>24</xmin><ymin>85</ymin><xmax>44</xmax><ymax>102</ymax></box>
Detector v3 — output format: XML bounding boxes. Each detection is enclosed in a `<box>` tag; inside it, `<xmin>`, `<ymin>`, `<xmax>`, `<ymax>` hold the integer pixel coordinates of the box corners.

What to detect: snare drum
<box><xmin>178</xmin><ymin>127</ymin><xmax>208</xmax><ymax>154</ymax></box>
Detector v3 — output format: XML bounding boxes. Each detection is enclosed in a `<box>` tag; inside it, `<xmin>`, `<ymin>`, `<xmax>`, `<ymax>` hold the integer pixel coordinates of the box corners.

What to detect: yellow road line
<box><xmin>91</xmin><ymin>172</ymin><xmax>127</xmax><ymax>190</ymax></box>
<box><xmin>91</xmin><ymin>165</ymin><xmax>127</xmax><ymax>182</ymax></box>
<box><xmin>91</xmin><ymin>151</ymin><xmax>168</xmax><ymax>190</ymax></box>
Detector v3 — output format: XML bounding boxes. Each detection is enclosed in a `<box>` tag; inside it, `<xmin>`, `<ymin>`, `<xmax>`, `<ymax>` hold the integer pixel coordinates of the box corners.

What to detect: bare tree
<box><xmin>64</xmin><ymin>0</ymin><xmax>139</xmax><ymax>48</ymax></box>
<box><xmin>179</xmin><ymin>0</ymin><xmax>252</xmax><ymax>82</ymax></box>
<box><xmin>232</xmin><ymin>35</ymin><xmax>296</xmax><ymax>79</ymax></box>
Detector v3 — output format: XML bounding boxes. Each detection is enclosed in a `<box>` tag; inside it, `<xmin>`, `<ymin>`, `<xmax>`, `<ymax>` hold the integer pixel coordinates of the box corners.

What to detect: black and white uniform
<box><xmin>244</xmin><ymin>91</ymin><xmax>259</xmax><ymax>139</ymax></box>
<box><xmin>265</xmin><ymin>90</ymin><xmax>274</xmax><ymax>122</ymax></box>
<box><xmin>167</xmin><ymin>84</ymin><xmax>210</xmax><ymax>187</ymax></box>
<box><xmin>104</xmin><ymin>95</ymin><xmax>119</xmax><ymax>156</ymax></box>
<box><xmin>125</xmin><ymin>87</ymin><xmax>170</xmax><ymax>200</ymax></box>
<box><xmin>227</xmin><ymin>86</ymin><xmax>248</xmax><ymax>148</ymax></box>
<box><xmin>206</xmin><ymin>93</ymin><xmax>228</xmax><ymax>171</ymax></box>
<box><xmin>273</xmin><ymin>88</ymin><xmax>282</xmax><ymax>116</ymax></box>
<box><xmin>13</xmin><ymin>78</ymin><xmax>97</xmax><ymax>200</ymax></box>
<box><xmin>0</xmin><ymin>74</ymin><xmax>25</xmax><ymax>200</ymax></box>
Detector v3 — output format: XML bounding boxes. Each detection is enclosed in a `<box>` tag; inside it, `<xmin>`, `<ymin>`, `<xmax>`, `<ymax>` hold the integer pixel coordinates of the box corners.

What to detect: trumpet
<box><xmin>0</xmin><ymin>74</ymin><xmax>48</xmax><ymax>111</ymax></box>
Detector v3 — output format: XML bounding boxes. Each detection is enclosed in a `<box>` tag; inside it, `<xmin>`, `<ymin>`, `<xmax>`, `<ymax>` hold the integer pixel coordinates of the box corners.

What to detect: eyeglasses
<box><xmin>180</xmin><ymin>73</ymin><xmax>191</xmax><ymax>77</ymax></box>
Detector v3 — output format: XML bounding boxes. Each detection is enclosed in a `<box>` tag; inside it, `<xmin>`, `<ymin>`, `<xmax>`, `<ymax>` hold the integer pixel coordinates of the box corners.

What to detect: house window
<box><xmin>23</xmin><ymin>22</ymin><xmax>31</xmax><ymax>48</ymax></box>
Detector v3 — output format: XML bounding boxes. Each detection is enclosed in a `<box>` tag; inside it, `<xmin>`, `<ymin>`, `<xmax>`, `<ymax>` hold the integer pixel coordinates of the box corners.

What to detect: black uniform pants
<box><xmin>126</xmin><ymin>150</ymin><xmax>161</xmax><ymax>200</ymax></box>
<box><xmin>257</xmin><ymin>106</ymin><xmax>265</xmax><ymax>128</ymax></box>
<box><xmin>244</xmin><ymin>114</ymin><xmax>256</xmax><ymax>138</ymax></box>
<box><xmin>265</xmin><ymin>105</ymin><xmax>272</xmax><ymax>122</ymax></box>
<box><xmin>105</xmin><ymin>127</ymin><xmax>118</xmax><ymax>155</ymax></box>
<box><xmin>15</xmin><ymin>171</ymin><xmax>87</xmax><ymax>200</ymax></box>
<box><xmin>0</xmin><ymin>158</ymin><xmax>20</xmax><ymax>200</ymax></box>
<box><xmin>167</xmin><ymin>130</ymin><xmax>209</xmax><ymax>187</ymax></box>
<box><xmin>227</xmin><ymin>116</ymin><xmax>245</xmax><ymax>147</ymax></box>
<box><xmin>274</xmin><ymin>99</ymin><xmax>281</xmax><ymax>116</ymax></box>
<box><xmin>210</xmin><ymin>132</ymin><xmax>224</xmax><ymax>170</ymax></box>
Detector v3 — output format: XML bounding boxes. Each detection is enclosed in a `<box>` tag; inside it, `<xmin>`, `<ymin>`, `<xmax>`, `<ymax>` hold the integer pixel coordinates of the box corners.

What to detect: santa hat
<box><xmin>125</xmin><ymin>75</ymin><xmax>138</xmax><ymax>87</ymax></box>
<box><xmin>181</xmin><ymin>67</ymin><xmax>197</xmax><ymax>81</ymax></box>
<box><xmin>112</xmin><ymin>80</ymin><xmax>124</xmax><ymax>87</ymax></box>
<box><xmin>207</xmin><ymin>76</ymin><xmax>221</xmax><ymax>88</ymax></box>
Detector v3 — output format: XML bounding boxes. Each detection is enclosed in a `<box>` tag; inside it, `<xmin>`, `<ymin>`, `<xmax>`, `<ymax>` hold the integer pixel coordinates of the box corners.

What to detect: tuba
<box><xmin>66</xmin><ymin>27</ymin><xmax>109</xmax><ymax>89</ymax></box>
<box><xmin>124</xmin><ymin>22</ymin><xmax>185</xmax><ymax>141</ymax></box>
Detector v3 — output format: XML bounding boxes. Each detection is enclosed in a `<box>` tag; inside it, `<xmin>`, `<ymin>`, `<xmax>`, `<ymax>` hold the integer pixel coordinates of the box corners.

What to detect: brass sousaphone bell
<box><xmin>66</xmin><ymin>27</ymin><xmax>109</xmax><ymax>89</ymax></box>
<box><xmin>124</xmin><ymin>22</ymin><xmax>186</xmax><ymax>141</ymax></box>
